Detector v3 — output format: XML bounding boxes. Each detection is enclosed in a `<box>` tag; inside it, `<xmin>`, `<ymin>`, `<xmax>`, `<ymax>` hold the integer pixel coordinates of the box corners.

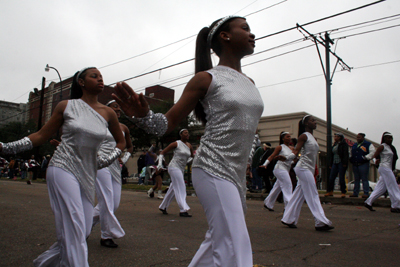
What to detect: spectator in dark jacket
<box><xmin>325</xmin><ymin>133</ymin><xmax>349</xmax><ymax>198</ymax></box>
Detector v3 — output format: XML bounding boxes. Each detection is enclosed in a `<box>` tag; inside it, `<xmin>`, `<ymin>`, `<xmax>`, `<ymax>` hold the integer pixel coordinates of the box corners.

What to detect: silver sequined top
<box><xmin>297</xmin><ymin>132</ymin><xmax>319</xmax><ymax>175</ymax></box>
<box><xmin>379</xmin><ymin>143</ymin><xmax>393</xmax><ymax>169</ymax></box>
<box><xmin>98</xmin><ymin>129</ymin><xmax>122</xmax><ymax>185</ymax></box>
<box><xmin>192</xmin><ymin>65</ymin><xmax>264</xmax><ymax>210</ymax></box>
<box><xmin>275</xmin><ymin>144</ymin><xmax>293</xmax><ymax>172</ymax></box>
<box><xmin>168</xmin><ymin>140</ymin><xmax>191</xmax><ymax>173</ymax></box>
<box><xmin>49</xmin><ymin>99</ymin><xmax>108</xmax><ymax>205</ymax></box>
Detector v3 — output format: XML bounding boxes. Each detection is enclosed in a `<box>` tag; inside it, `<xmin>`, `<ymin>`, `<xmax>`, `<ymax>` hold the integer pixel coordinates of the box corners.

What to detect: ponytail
<box><xmin>70</xmin><ymin>71</ymin><xmax>83</xmax><ymax>99</ymax></box>
<box><xmin>193</xmin><ymin>27</ymin><xmax>212</xmax><ymax>125</ymax></box>
<box><xmin>70</xmin><ymin>67</ymin><xmax>96</xmax><ymax>99</ymax></box>
<box><xmin>193</xmin><ymin>17</ymin><xmax>238</xmax><ymax>125</ymax></box>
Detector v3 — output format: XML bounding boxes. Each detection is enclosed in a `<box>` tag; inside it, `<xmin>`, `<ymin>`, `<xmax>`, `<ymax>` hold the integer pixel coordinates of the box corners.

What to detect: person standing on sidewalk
<box><xmin>281</xmin><ymin>115</ymin><xmax>334</xmax><ymax>231</ymax></box>
<box><xmin>156</xmin><ymin>129</ymin><xmax>193</xmax><ymax>217</ymax></box>
<box><xmin>364</xmin><ymin>132</ymin><xmax>400</xmax><ymax>213</ymax></box>
<box><xmin>325</xmin><ymin>133</ymin><xmax>349</xmax><ymax>198</ymax></box>
<box><xmin>349</xmin><ymin>133</ymin><xmax>376</xmax><ymax>198</ymax></box>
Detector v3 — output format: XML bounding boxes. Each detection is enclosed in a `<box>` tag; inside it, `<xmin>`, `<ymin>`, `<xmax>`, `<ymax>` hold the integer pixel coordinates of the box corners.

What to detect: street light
<box><xmin>45</xmin><ymin>64</ymin><xmax>63</xmax><ymax>101</ymax></box>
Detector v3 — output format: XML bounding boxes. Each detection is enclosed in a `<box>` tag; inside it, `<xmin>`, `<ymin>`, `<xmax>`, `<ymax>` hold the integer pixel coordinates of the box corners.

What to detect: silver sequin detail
<box><xmin>98</xmin><ymin>147</ymin><xmax>122</xmax><ymax>169</ymax></box>
<box><xmin>49</xmin><ymin>99</ymin><xmax>108</xmax><ymax>206</ymax></box>
<box><xmin>130</xmin><ymin>110</ymin><xmax>168</xmax><ymax>137</ymax></box>
<box><xmin>1</xmin><ymin>137</ymin><xmax>33</xmax><ymax>155</ymax></box>
<box><xmin>168</xmin><ymin>140</ymin><xmax>191</xmax><ymax>173</ymax></box>
<box><xmin>379</xmin><ymin>143</ymin><xmax>393</xmax><ymax>169</ymax></box>
<box><xmin>298</xmin><ymin>132</ymin><xmax>319</xmax><ymax>175</ymax></box>
<box><xmin>248</xmin><ymin>134</ymin><xmax>260</xmax><ymax>163</ymax></box>
<box><xmin>192</xmin><ymin>66</ymin><xmax>264</xmax><ymax>212</ymax></box>
<box><xmin>97</xmin><ymin>129</ymin><xmax>123</xmax><ymax>184</ymax></box>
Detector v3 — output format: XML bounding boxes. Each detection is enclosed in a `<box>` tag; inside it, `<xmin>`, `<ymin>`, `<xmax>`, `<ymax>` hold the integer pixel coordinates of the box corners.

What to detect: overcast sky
<box><xmin>1</xmin><ymin>0</ymin><xmax>400</xmax><ymax>162</ymax></box>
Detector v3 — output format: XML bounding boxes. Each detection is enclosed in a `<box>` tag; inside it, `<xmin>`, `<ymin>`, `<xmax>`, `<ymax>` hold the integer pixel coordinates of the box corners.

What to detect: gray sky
<box><xmin>1</xmin><ymin>0</ymin><xmax>400</xmax><ymax>162</ymax></box>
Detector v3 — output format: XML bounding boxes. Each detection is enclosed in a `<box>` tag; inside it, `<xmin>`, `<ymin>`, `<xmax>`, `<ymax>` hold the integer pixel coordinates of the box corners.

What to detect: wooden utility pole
<box><xmin>296</xmin><ymin>24</ymin><xmax>352</xmax><ymax>185</ymax></box>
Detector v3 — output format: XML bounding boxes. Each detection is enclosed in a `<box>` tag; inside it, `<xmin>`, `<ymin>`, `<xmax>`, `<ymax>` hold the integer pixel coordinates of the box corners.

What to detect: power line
<box><xmin>255</xmin><ymin>0</ymin><xmax>386</xmax><ymax>41</ymax></box>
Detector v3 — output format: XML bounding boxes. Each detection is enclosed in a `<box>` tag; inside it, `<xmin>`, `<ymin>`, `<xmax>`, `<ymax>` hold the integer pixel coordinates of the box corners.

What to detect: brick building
<box><xmin>0</xmin><ymin>100</ymin><xmax>28</xmax><ymax>126</ymax></box>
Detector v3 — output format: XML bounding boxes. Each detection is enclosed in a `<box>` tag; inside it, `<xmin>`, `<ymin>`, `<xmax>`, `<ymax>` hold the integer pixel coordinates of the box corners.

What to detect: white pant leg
<box><xmin>33</xmin><ymin>166</ymin><xmax>93</xmax><ymax>267</ymax></box>
<box><xmin>93</xmin><ymin>168</ymin><xmax>125</xmax><ymax>239</ymax></box>
<box><xmin>282</xmin><ymin>179</ymin><xmax>305</xmax><ymax>225</ymax></box>
<box><xmin>112</xmin><ymin>178</ymin><xmax>122</xmax><ymax>211</ymax></box>
<box><xmin>159</xmin><ymin>180</ymin><xmax>176</xmax><ymax>210</ymax></box>
<box><xmin>159</xmin><ymin>167</ymin><xmax>190</xmax><ymax>213</ymax></box>
<box><xmin>264</xmin><ymin>178</ymin><xmax>282</xmax><ymax>209</ymax></box>
<box><xmin>367</xmin><ymin>167</ymin><xmax>400</xmax><ymax>208</ymax></box>
<box><xmin>188</xmin><ymin>168</ymin><xmax>253</xmax><ymax>267</ymax></box>
<box><xmin>365</xmin><ymin>176</ymin><xmax>386</xmax><ymax>206</ymax></box>
<box><xmin>295</xmin><ymin>167</ymin><xmax>332</xmax><ymax>227</ymax></box>
<box><xmin>265</xmin><ymin>169</ymin><xmax>293</xmax><ymax>209</ymax></box>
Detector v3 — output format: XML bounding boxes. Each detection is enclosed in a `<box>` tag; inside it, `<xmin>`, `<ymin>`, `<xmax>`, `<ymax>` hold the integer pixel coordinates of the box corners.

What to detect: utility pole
<box><xmin>296</xmin><ymin>24</ymin><xmax>352</xmax><ymax>186</ymax></box>
<box><xmin>34</xmin><ymin>77</ymin><xmax>46</xmax><ymax>165</ymax></box>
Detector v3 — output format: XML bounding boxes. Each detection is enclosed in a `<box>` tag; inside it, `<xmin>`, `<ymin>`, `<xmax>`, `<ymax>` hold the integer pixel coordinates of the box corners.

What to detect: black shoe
<box><xmin>281</xmin><ymin>221</ymin><xmax>297</xmax><ymax>228</ymax></box>
<box><xmin>315</xmin><ymin>225</ymin><xmax>334</xmax><ymax>231</ymax></box>
<box><xmin>159</xmin><ymin>208</ymin><xmax>168</xmax><ymax>215</ymax></box>
<box><xmin>364</xmin><ymin>203</ymin><xmax>375</xmax><ymax>212</ymax></box>
<box><xmin>27</xmin><ymin>180</ymin><xmax>31</xmax><ymax>185</ymax></box>
<box><xmin>100</xmin><ymin>239</ymin><xmax>118</xmax><ymax>248</ymax></box>
<box><xmin>264</xmin><ymin>204</ymin><xmax>274</xmax><ymax>212</ymax></box>
<box><xmin>390</xmin><ymin>208</ymin><xmax>400</xmax><ymax>213</ymax></box>
<box><xmin>179</xmin><ymin>212</ymin><xmax>192</xmax><ymax>217</ymax></box>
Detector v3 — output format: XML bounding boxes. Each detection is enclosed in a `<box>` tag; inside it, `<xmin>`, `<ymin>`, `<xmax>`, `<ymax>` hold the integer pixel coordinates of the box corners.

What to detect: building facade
<box><xmin>0</xmin><ymin>100</ymin><xmax>28</xmax><ymax>126</ymax></box>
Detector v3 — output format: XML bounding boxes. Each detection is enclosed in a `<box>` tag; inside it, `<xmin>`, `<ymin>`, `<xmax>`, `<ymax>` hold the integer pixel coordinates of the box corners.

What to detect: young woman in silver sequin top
<box><xmin>113</xmin><ymin>16</ymin><xmax>263</xmax><ymax>267</ymax></box>
<box><xmin>1</xmin><ymin>67</ymin><xmax>126</xmax><ymax>267</ymax></box>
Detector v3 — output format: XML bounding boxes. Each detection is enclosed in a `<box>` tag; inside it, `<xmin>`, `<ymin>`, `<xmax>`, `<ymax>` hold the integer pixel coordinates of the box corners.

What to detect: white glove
<box><xmin>262</xmin><ymin>159</ymin><xmax>270</xmax><ymax>167</ymax></box>
<box><xmin>121</xmin><ymin>152</ymin><xmax>131</xmax><ymax>164</ymax></box>
<box><xmin>157</xmin><ymin>154</ymin><xmax>164</xmax><ymax>170</ymax></box>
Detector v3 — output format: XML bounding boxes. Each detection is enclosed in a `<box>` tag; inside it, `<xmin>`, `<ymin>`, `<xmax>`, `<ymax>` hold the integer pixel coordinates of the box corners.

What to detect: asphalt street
<box><xmin>1</xmin><ymin>180</ymin><xmax>399</xmax><ymax>267</ymax></box>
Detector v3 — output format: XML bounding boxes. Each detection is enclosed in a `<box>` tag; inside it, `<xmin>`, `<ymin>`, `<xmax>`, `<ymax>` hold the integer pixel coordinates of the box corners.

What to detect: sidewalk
<box><xmin>245</xmin><ymin>191</ymin><xmax>392</xmax><ymax>207</ymax></box>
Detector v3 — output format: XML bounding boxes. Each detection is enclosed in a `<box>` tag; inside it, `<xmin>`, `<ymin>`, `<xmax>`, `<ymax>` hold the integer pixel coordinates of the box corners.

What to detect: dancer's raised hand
<box><xmin>112</xmin><ymin>82</ymin><xmax>149</xmax><ymax>118</ymax></box>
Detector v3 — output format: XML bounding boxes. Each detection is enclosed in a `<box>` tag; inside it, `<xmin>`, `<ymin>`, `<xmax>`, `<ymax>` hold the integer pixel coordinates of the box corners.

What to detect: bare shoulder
<box><xmin>120</xmin><ymin>123</ymin><xmax>129</xmax><ymax>132</ymax></box>
<box><xmin>53</xmin><ymin>100</ymin><xmax>69</xmax><ymax>113</ymax></box>
<box><xmin>185</xmin><ymin>71</ymin><xmax>212</xmax><ymax>96</ymax></box>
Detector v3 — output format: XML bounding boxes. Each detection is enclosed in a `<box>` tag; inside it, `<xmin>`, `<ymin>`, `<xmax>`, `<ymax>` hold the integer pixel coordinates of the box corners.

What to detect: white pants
<box><xmin>264</xmin><ymin>168</ymin><xmax>293</xmax><ymax>209</ymax></box>
<box><xmin>365</xmin><ymin>167</ymin><xmax>400</xmax><ymax>209</ymax></box>
<box><xmin>159</xmin><ymin>167</ymin><xmax>190</xmax><ymax>213</ymax></box>
<box><xmin>282</xmin><ymin>167</ymin><xmax>332</xmax><ymax>227</ymax></box>
<box><xmin>33</xmin><ymin>166</ymin><xmax>93</xmax><ymax>267</ymax></box>
<box><xmin>92</xmin><ymin>168</ymin><xmax>125</xmax><ymax>239</ymax></box>
<box><xmin>188</xmin><ymin>168</ymin><xmax>253</xmax><ymax>267</ymax></box>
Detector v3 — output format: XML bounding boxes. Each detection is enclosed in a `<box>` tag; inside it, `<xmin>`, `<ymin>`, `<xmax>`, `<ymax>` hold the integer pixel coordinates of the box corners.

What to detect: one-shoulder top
<box><xmin>379</xmin><ymin>143</ymin><xmax>394</xmax><ymax>169</ymax></box>
<box><xmin>168</xmin><ymin>140</ymin><xmax>191</xmax><ymax>173</ymax></box>
<box><xmin>275</xmin><ymin>144</ymin><xmax>293</xmax><ymax>172</ymax></box>
<box><xmin>49</xmin><ymin>99</ymin><xmax>108</xmax><ymax>205</ymax></box>
<box><xmin>192</xmin><ymin>65</ymin><xmax>264</xmax><ymax>210</ymax></box>
<box><xmin>297</xmin><ymin>132</ymin><xmax>319</xmax><ymax>175</ymax></box>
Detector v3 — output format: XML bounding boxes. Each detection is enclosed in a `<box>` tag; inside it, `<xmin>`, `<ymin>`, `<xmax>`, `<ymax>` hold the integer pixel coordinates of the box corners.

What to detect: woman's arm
<box><xmin>372</xmin><ymin>145</ymin><xmax>384</xmax><ymax>160</ymax></box>
<box><xmin>121</xmin><ymin>123</ymin><xmax>133</xmax><ymax>153</ymax></box>
<box><xmin>160</xmin><ymin>142</ymin><xmax>178</xmax><ymax>155</ymax></box>
<box><xmin>112</xmin><ymin>72</ymin><xmax>211</xmax><ymax>135</ymax></box>
<box><xmin>28</xmin><ymin>101</ymin><xmax>67</xmax><ymax>146</ymax></box>
<box><xmin>106</xmin><ymin>108</ymin><xmax>126</xmax><ymax>151</ymax></box>
<box><xmin>260</xmin><ymin>146</ymin><xmax>281</xmax><ymax>167</ymax></box>
<box><xmin>0</xmin><ymin>101</ymin><xmax>66</xmax><ymax>154</ymax></box>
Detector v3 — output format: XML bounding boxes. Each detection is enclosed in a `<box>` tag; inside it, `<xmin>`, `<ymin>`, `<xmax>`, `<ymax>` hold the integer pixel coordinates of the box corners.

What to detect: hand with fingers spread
<box><xmin>112</xmin><ymin>82</ymin><xmax>149</xmax><ymax>118</ymax></box>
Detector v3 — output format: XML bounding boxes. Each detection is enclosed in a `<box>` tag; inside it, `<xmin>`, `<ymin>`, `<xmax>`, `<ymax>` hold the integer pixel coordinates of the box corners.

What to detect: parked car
<box><xmin>347</xmin><ymin>180</ymin><xmax>377</xmax><ymax>192</ymax></box>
